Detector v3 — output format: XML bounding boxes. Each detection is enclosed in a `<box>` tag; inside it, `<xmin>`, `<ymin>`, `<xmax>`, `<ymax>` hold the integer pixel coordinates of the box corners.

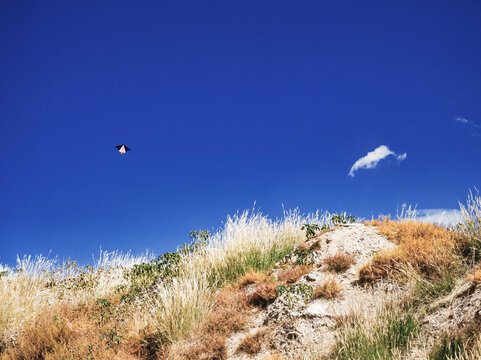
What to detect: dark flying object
<box><xmin>115</xmin><ymin>144</ymin><xmax>131</xmax><ymax>155</ymax></box>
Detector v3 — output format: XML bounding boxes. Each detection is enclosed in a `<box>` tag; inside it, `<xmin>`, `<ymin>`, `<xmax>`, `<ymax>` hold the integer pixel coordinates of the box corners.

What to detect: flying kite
<box><xmin>115</xmin><ymin>144</ymin><xmax>131</xmax><ymax>155</ymax></box>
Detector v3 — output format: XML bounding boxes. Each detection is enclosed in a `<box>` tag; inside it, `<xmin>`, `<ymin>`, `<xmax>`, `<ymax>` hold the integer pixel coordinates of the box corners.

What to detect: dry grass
<box><xmin>1</xmin><ymin>209</ymin><xmax>333</xmax><ymax>357</ymax></box>
<box><xmin>467</xmin><ymin>264</ymin><xmax>481</xmax><ymax>285</ymax></box>
<box><xmin>325</xmin><ymin>253</ymin><xmax>356</xmax><ymax>273</ymax></box>
<box><xmin>261</xmin><ymin>354</ymin><xmax>285</xmax><ymax>360</ymax></box>
<box><xmin>276</xmin><ymin>265</ymin><xmax>311</xmax><ymax>284</ymax></box>
<box><xmin>236</xmin><ymin>328</ymin><xmax>270</xmax><ymax>355</ymax></box>
<box><xmin>314</xmin><ymin>279</ymin><xmax>342</xmax><ymax>299</ymax></box>
<box><xmin>359</xmin><ymin>221</ymin><xmax>468</xmax><ymax>282</ymax></box>
<box><xmin>169</xmin><ymin>285</ymin><xmax>249</xmax><ymax>359</ymax></box>
<box><xmin>146</xmin><ymin>272</ymin><xmax>213</xmax><ymax>345</ymax></box>
<box><xmin>247</xmin><ymin>282</ymin><xmax>279</xmax><ymax>306</ymax></box>
<box><xmin>238</xmin><ymin>269</ymin><xmax>270</xmax><ymax>287</ymax></box>
<box><xmin>0</xmin><ymin>296</ymin><xmax>149</xmax><ymax>360</ymax></box>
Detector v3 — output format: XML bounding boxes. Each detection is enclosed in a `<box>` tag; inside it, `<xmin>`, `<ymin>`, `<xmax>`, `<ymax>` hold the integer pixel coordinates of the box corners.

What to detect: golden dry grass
<box><xmin>276</xmin><ymin>265</ymin><xmax>311</xmax><ymax>284</ymax></box>
<box><xmin>236</xmin><ymin>328</ymin><xmax>270</xmax><ymax>355</ymax></box>
<box><xmin>467</xmin><ymin>264</ymin><xmax>481</xmax><ymax>285</ymax></box>
<box><xmin>169</xmin><ymin>285</ymin><xmax>249</xmax><ymax>359</ymax></box>
<box><xmin>359</xmin><ymin>221</ymin><xmax>468</xmax><ymax>282</ymax></box>
<box><xmin>247</xmin><ymin>282</ymin><xmax>279</xmax><ymax>306</ymax></box>
<box><xmin>325</xmin><ymin>253</ymin><xmax>356</xmax><ymax>273</ymax></box>
<box><xmin>314</xmin><ymin>279</ymin><xmax>342</xmax><ymax>299</ymax></box>
<box><xmin>238</xmin><ymin>269</ymin><xmax>270</xmax><ymax>287</ymax></box>
<box><xmin>0</xmin><ymin>295</ymin><xmax>148</xmax><ymax>360</ymax></box>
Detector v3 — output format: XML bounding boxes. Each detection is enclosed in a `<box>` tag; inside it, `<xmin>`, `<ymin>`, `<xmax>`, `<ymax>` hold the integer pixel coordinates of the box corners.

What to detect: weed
<box><xmin>278</xmin><ymin>283</ymin><xmax>314</xmax><ymax>301</ymax></box>
<box><xmin>331</xmin><ymin>214</ymin><xmax>357</xmax><ymax>225</ymax></box>
<box><xmin>301</xmin><ymin>223</ymin><xmax>320</xmax><ymax>238</ymax></box>
<box><xmin>293</xmin><ymin>247</ymin><xmax>315</xmax><ymax>265</ymax></box>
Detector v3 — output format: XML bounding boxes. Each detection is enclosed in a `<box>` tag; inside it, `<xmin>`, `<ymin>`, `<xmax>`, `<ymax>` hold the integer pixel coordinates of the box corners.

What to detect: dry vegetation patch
<box><xmin>467</xmin><ymin>264</ymin><xmax>481</xmax><ymax>285</ymax></box>
<box><xmin>170</xmin><ymin>285</ymin><xmax>250</xmax><ymax>359</ymax></box>
<box><xmin>314</xmin><ymin>279</ymin><xmax>342</xmax><ymax>299</ymax></box>
<box><xmin>238</xmin><ymin>270</ymin><xmax>270</xmax><ymax>287</ymax></box>
<box><xmin>359</xmin><ymin>221</ymin><xmax>468</xmax><ymax>282</ymax></box>
<box><xmin>325</xmin><ymin>253</ymin><xmax>356</xmax><ymax>273</ymax></box>
<box><xmin>0</xmin><ymin>295</ymin><xmax>147</xmax><ymax>360</ymax></box>
<box><xmin>276</xmin><ymin>265</ymin><xmax>311</xmax><ymax>284</ymax></box>
<box><xmin>236</xmin><ymin>328</ymin><xmax>271</xmax><ymax>355</ymax></box>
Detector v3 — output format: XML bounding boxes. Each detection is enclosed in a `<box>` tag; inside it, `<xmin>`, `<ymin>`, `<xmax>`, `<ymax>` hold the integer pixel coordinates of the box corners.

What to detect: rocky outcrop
<box><xmin>226</xmin><ymin>224</ymin><xmax>397</xmax><ymax>359</ymax></box>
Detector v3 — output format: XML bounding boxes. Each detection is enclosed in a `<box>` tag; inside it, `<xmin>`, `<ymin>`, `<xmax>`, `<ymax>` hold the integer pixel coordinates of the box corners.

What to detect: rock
<box><xmin>289</xmin><ymin>311</ymin><xmax>302</xmax><ymax>318</ymax></box>
<box><xmin>303</xmin><ymin>302</ymin><xmax>331</xmax><ymax>318</ymax></box>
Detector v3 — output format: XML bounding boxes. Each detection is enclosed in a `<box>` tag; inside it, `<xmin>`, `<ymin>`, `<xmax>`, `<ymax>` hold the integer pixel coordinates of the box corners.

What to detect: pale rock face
<box><xmin>225</xmin><ymin>224</ymin><xmax>398</xmax><ymax>360</ymax></box>
<box><xmin>303</xmin><ymin>302</ymin><xmax>331</xmax><ymax>318</ymax></box>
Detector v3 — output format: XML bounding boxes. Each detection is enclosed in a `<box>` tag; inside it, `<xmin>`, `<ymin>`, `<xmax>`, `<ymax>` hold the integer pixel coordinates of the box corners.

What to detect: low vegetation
<box><xmin>359</xmin><ymin>221</ymin><xmax>469</xmax><ymax>282</ymax></box>
<box><xmin>3</xmin><ymin>191</ymin><xmax>481</xmax><ymax>359</ymax></box>
<box><xmin>313</xmin><ymin>279</ymin><xmax>342</xmax><ymax>299</ymax></box>
<box><xmin>332</xmin><ymin>301</ymin><xmax>418</xmax><ymax>360</ymax></box>
<box><xmin>325</xmin><ymin>252</ymin><xmax>356</xmax><ymax>273</ymax></box>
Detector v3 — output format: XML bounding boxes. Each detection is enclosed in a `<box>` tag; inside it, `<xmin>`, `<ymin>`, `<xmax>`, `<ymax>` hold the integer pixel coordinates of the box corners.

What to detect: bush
<box><xmin>331</xmin><ymin>214</ymin><xmax>357</xmax><ymax>225</ymax></box>
<box><xmin>301</xmin><ymin>223</ymin><xmax>320</xmax><ymax>238</ymax></box>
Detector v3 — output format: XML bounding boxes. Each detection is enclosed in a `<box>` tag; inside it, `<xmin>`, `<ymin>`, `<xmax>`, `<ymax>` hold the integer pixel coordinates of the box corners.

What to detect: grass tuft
<box><xmin>236</xmin><ymin>328</ymin><xmax>270</xmax><ymax>355</ymax></box>
<box><xmin>276</xmin><ymin>265</ymin><xmax>311</xmax><ymax>284</ymax></box>
<box><xmin>331</xmin><ymin>301</ymin><xmax>418</xmax><ymax>360</ymax></box>
<box><xmin>325</xmin><ymin>253</ymin><xmax>356</xmax><ymax>273</ymax></box>
<box><xmin>313</xmin><ymin>279</ymin><xmax>342</xmax><ymax>299</ymax></box>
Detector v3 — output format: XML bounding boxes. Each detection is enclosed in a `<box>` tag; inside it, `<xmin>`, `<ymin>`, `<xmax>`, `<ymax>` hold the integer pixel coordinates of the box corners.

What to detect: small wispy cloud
<box><xmin>415</xmin><ymin>208</ymin><xmax>462</xmax><ymax>227</ymax></box>
<box><xmin>349</xmin><ymin>145</ymin><xmax>407</xmax><ymax>177</ymax></box>
<box><xmin>455</xmin><ymin>116</ymin><xmax>480</xmax><ymax>129</ymax></box>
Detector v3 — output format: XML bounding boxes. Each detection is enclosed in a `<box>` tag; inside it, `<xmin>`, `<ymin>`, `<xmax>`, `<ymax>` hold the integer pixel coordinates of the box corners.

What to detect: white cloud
<box><xmin>349</xmin><ymin>145</ymin><xmax>407</xmax><ymax>177</ymax></box>
<box><xmin>414</xmin><ymin>209</ymin><xmax>462</xmax><ymax>227</ymax></box>
<box><xmin>455</xmin><ymin>116</ymin><xmax>480</xmax><ymax>129</ymax></box>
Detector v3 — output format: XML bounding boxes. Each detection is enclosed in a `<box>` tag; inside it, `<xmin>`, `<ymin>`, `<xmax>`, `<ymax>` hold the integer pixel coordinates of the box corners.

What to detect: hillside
<box><xmin>1</xmin><ymin>193</ymin><xmax>481</xmax><ymax>360</ymax></box>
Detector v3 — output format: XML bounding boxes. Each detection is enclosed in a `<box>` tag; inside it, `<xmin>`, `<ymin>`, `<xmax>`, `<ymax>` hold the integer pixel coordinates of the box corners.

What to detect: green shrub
<box><xmin>121</xmin><ymin>230</ymin><xmax>210</xmax><ymax>300</ymax></box>
<box><xmin>301</xmin><ymin>223</ymin><xmax>320</xmax><ymax>238</ymax></box>
<box><xmin>331</xmin><ymin>214</ymin><xmax>357</xmax><ymax>225</ymax></box>
<box><xmin>294</xmin><ymin>247</ymin><xmax>315</xmax><ymax>265</ymax></box>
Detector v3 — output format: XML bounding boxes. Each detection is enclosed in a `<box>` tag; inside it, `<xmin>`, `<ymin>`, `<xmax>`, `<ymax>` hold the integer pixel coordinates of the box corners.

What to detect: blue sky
<box><xmin>1</xmin><ymin>0</ymin><xmax>480</xmax><ymax>266</ymax></box>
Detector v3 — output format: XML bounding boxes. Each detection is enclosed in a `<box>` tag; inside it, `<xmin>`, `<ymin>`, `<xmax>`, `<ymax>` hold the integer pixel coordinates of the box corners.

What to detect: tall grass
<box><xmin>0</xmin><ymin>252</ymin><xmax>150</xmax><ymax>348</ymax></box>
<box><xmin>459</xmin><ymin>189</ymin><xmax>481</xmax><ymax>263</ymax></box>
<box><xmin>142</xmin><ymin>209</ymin><xmax>331</xmax><ymax>345</ymax></box>
<box><xmin>0</xmin><ymin>208</ymin><xmax>331</xmax><ymax>354</ymax></box>
<box><xmin>331</xmin><ymin>300</ymin><xmax>418</xmax><ymax>360</ymax></box>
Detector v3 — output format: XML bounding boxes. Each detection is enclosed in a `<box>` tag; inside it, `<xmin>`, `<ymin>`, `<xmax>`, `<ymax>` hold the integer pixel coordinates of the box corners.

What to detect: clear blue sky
<box><xmin>1</xmin><ymin>0</ymin><xmax>480</xmax><ymax>266</ymax></box>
